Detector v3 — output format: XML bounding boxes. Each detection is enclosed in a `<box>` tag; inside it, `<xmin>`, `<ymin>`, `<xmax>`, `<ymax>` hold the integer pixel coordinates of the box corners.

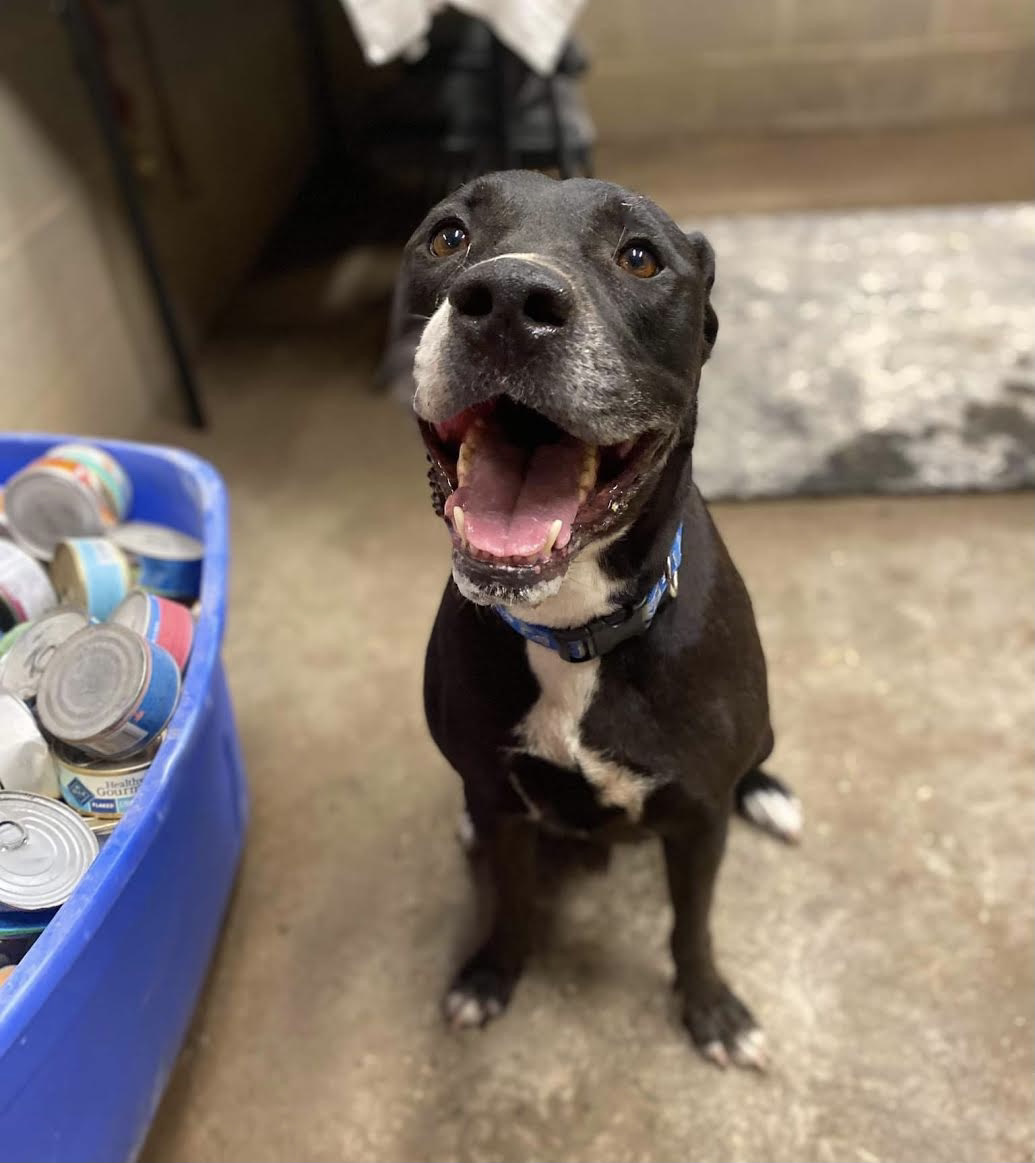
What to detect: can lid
<box><xmin>0</xmin><ymin>791</ymin><xmax>98</xmax><ymax>909</ymax></box>
<box><xmin>36</xmin><ymin>623</ymin><xmax>150</xmax><ymax>744</ymax></box>
<box><xmin>1</xmin><ymin>609</ymin><xmax>90</xmax><ymax>701</ymax></box>
<box><xmin>110</xmin><ymin>589</ymin><xmax>151</xmax><ymax>636</ymax></box>
<box><xmin>111</xmin><ymin>522</ymin><xmax>203</xmax><ymax>562</ymax></box>
<box><xmin>4</xmin><ymin>470</ymin><xmax>106</xmax><ymax>560</ymax></box>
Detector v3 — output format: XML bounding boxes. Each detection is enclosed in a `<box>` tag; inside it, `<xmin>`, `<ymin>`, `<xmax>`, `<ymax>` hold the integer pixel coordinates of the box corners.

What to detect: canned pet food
<box><xmin>85</xmin><ymin>816</ymin><xmax>119</xmax><ymax>843</ymax></box>
<box><xmin>50</xmin><ymin>537</ymin><xmax>132</xmax><ymax>620</ymax></box>
<box><xmin>111</xmin><ymin>522</ymin><xmax>203</xmax><ymax>601</ymax></box>
<box><xmin>0</xmin><ymin>541</ymin><xmax>57</xmax><ymax>631</ymax></box>
<box><xmin>3</xmin><ymin>443</ymin><xmax>131</xmax><ymax>560</ymax></box>
<box><xmin>53</xmin><ymin>736</ymin><xmax>160</xmax><ymax>818</ymax></box>
<box><xmin>0</xmin><ymin>609</ymin><xmax>89</xmax><ymax>703</ymax></box>
<box><xmin>0</xmin><ymin>791</ymin><xmax>98</xmax><ymax>910</ymax></box>
<box><xmin>0</xmin><ymin>906</ymin><xmax>57</xmax><ymax>968</ymax></box>
<box><xmin>0</xmin><ymin>692</ymin><xmax>60</xmax><ymax>798</ymax></box>
<box><xmin>36</xmin><ymin>623</ymin><xmax>180</xmax><ymax>760</ymax></box>
<box><xmin>112</xmin><ymin>589</ymin><xmax>194</xmax><ymax>671</ymax></box>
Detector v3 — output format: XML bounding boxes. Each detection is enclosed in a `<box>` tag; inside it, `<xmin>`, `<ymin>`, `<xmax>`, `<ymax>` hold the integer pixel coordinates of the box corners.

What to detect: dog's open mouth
<box><xmin>420</xmin><ymin>397</ymin><xmax>664</xmax><ymax>583</ymax></box>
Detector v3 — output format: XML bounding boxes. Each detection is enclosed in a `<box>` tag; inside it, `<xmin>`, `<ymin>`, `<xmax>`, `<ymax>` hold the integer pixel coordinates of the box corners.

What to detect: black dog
<box><xmin>403</xmin><ymin>170</ymin><xmax>800</xmax><ymax>1069</ymax></box>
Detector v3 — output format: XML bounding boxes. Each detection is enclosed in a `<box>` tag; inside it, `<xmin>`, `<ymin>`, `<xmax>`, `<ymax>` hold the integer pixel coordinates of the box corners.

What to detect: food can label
<box><xmin>129</xmin><ymin>593</ymin><xmax>193</xmax><ymax>671</ymax></box>
<box><xmin>92</xmin><ymin>642</ymin><xmax>179</xmax><ymax>758</ymax></box>
<box><xmin>136</xmin><ymin>555</ymin><xmax>202</xmax><ymax>601</ymax></box>
<box><xmin>61</xmin><ymin>540</ymin><xmax>130</xmax><ymax>621</ymax></box>
<box><xmin>59</xmin><ymin>770</ymin><xmax>145</xmax><ymax>817</ymax></box>
<box><xmin>48</xmin><ymin>445</ymin><xmax>131</xmax><ymax>519</ymax></box>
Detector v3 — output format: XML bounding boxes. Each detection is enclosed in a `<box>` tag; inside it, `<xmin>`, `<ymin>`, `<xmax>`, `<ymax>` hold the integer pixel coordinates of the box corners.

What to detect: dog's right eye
<box><xmin>616</xmin><ymin>242</ymin><xmax>661</xmax><ymax>279</ymax></box>
<box><xmin>430</xmin><ymin>221</ymin><xmax>470</xmax><ymax>258</ymax></box>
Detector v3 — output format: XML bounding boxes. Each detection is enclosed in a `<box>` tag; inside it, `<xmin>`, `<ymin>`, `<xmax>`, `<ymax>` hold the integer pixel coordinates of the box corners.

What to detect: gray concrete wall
<box><xmin>0</xmin><ymin>0</ymin><xmax>315</xmax><ymax>434</ymax></box>
<box><xmin>580</xmin><ymin>0</ymin><xmax>1034</xmax><ymax>140</ymax></box>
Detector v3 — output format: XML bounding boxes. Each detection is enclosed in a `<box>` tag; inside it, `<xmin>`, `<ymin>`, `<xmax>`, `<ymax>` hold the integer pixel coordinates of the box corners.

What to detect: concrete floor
<box><xmin>140</xmin><ymin>127</ymin><xmax>1034</xmax><ymax>1162</ymax></box>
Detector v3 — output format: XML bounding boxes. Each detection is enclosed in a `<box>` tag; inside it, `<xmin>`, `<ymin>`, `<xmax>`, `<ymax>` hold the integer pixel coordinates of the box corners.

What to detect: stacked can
<box><xmin>4</xmin><ymin>444</ymin><xmax>131</xmax><ymax>560</ymax></box>
<box><xmin>52</xmin><ymin>737</ymin><xmax>162</xmax><ymax>818</ymax></box>
<box><xmin>111</xmin><ymin>522</ymin><xmax>203</xmax><ymax>602</ymax></box>
<box><xmin>0</xmin><ymin>793</ymin><xmax>98</xmax><ymax>914</ymax></box>
<box><xmin>112</xmin><ymin>590</ymin><xmax>194</xmax><ymax>670</ymax></box>
<box><xmin>37</xmin><ymin>623</ymin><xmax>180</xmax><ymax>761</ymax></box>
<box><xmin>0</xmin><ymin>693</ymin><xmax>60</xmax><ymax>798</ymax></box>
<box><xmin>51</xmin><ymin>538</ymin><xmax>132</xmax><ymax>621</ymax></box>
<box><xmin>0</xmin><ymin>609</ymin><xmax>89</xmax><ymax>704</ymax></box>
<box><xmin>0</xmin><ymin>442</ymin><xmax>206</xmax><ymax>975</ymax></box>
<box><xmin>0</xmin><ymin>541</ymin><xmax>57</xmax><ymax>631</ymax></box>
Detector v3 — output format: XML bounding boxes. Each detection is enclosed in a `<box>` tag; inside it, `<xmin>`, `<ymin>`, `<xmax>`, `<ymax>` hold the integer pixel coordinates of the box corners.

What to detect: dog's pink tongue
<box><xmin>444</xmin><ymin>428</ymin><xmax>586</xmax><ymax>559</ymax></box>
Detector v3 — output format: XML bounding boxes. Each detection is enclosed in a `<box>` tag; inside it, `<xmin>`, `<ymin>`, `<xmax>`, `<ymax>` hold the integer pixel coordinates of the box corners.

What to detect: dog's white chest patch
<box><xmin>516</xmin><ymin>646</ymin><xmax>653</xmax><ymax>819</ymax></box>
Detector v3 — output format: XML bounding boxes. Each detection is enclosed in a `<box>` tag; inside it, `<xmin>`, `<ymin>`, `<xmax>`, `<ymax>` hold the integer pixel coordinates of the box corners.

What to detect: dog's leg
<box><xmin>663</xmin><ymin>807</ymin><xmax>768</xmax><ymax>1070</ymax></box>
<box><xmin>444</xmin><ymin>813</ymin><xmax>537</xmax><ymax>1028</ymax></box>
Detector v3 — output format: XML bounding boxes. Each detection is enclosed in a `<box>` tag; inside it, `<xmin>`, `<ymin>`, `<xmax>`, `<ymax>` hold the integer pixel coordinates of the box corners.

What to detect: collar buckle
<box><xmin>551</xmin><ymin>598</ymin><xmax>653</xmax><ymax>663</ymax></box>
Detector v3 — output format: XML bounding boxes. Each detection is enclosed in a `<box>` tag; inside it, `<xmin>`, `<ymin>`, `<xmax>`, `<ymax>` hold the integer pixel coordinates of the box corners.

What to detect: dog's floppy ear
<box><xmin>686</xmin><ymin>231</ymin><xmax>719</xmax><ymax>363</ymax></box>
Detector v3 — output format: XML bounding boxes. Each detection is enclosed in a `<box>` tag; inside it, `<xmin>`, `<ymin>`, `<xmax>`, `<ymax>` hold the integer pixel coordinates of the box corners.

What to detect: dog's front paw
<box><xmin>443</xmin><ymin>961</ymin><xmax>517</xmax><ymax>1029</ymax></box>
<box><xmin>681</xmin><ymin>981</ymin><xmax>768</xmax><ymax>1071</ymax></box>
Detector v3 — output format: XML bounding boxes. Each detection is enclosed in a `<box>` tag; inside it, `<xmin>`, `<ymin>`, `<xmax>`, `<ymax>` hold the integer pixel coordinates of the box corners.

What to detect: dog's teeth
<box><xmin>452</xmin><ymin>506</ymin><xmax>467</xmax><ymax>544</ymax></box>
<box><xmin>542</xmin><ymin>519</ymin><xmax>563</xmax><ymax>556</ymax></box>
<box><xmin>616</xmin><ymin>438</ymin><xmax>636</xmax><ymax>459</ymax></box>
<box><xmin>457</xmin><ymin>443</ymin><xmax>472</xmax><ymax>486</ymax></box>
<box><xmin>576</xmin><ymin>447</ymin><xmax>599</xmax><ymax>504</ymax></box>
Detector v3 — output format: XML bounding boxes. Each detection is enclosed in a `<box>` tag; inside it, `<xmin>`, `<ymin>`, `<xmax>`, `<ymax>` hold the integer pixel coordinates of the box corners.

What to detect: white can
<box><xmin>0</xmin><ymin>692</ymin><xmax>60</xmax><ymax>798</ymax></box>
<box><xmin>0</xmin><ymin>791</ymin><xmax>98</xmax><ymax>910</ymax></box>
<box><xmin>0</xmin><ymin>541</ymin><xmax>57</xmax><ymax>631</ymax></box>
<box><xmin>0</xmin><ymin>609</ymin><xmax>90</xmax><ymax>703</ymax></box>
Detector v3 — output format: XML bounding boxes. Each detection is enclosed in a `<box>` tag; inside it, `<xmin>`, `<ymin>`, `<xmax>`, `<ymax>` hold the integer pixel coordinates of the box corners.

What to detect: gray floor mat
<box><xmin>692</xmin><ymin>202</ymin><xmax>1035</xmax><ymax>499</ymax></box>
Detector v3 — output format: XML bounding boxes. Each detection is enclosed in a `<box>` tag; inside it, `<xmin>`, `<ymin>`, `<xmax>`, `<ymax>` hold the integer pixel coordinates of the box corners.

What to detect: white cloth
<box><xmin>339</xmin><ymin>0</ymin><xmax>585</xmax><ymax>75</ymax></box>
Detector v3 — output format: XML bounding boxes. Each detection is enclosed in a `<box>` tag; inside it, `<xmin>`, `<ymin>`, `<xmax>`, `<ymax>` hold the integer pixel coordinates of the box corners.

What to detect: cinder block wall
<box><xmin>580</xmin><ymin>0</ymin><xmax>1034</xmax><ymax>140</ymax></box>
<box><xmin>0</xmin><ymin>0</ymin><xmax>314</xmax><ymax>434</ymax></box>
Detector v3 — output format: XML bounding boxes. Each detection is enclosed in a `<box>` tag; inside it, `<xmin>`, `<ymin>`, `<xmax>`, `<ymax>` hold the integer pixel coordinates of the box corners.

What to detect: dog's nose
<box><xmin>449</xmin><ymin>258</ymin><xmax>573</xmax><ymax>340</ymax></box>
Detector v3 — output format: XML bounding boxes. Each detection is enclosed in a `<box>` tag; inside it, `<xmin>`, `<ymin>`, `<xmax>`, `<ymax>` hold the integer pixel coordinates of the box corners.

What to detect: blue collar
<box><xmin>494</xmin><ymin>525</ymin><xmax>683</xmax><ymax>664</ymax></box>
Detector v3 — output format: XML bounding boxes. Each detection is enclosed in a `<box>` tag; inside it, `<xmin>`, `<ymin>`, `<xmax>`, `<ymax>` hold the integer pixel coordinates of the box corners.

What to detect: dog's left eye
<box><xmin>616</xmin><ymin>242</ymin><xmax>661</xmax><ymax>279</ymax></box>
<box><xmin>430</xmin><ymin>221</ymin><xmax>470</xmax><ymax>258</ymax></box>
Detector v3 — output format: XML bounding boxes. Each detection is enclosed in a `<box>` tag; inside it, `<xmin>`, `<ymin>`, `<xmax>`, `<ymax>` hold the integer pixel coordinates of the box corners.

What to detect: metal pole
<box><xmin>58</xmin><ymin>0</ymin><xmax>206</xmax><ymax>428</ymax></box>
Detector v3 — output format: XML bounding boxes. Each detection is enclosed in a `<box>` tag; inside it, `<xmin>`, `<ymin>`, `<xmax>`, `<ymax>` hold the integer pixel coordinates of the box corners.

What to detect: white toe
<box><xmin>731</xmin><ymin>1026</ymin><xmax>769</xmax><ymax>1071</ymax></box>
<box><xmin>445</xmin><ymin>990</ymin><xmax>492</xmax><ymax>1028</ymax></box>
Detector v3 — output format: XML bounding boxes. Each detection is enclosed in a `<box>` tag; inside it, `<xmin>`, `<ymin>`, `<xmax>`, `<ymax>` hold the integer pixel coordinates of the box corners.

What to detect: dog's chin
<box><xmin>451</xmin><ymin>557</ymin><xmax>568</xmax><ymax>608</ymax></box>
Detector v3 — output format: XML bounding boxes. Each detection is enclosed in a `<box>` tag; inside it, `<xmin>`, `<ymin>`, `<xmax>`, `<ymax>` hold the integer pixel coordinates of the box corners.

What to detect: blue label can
<box><xmin>36</xmin><ymin>624</ymin><xmax>181</xmax><ymax>760</ymax></box>
<box><xmin>110</xmin><ymin>523</ymin><xmax>203</xmax><ymax>601</ymax></box>
<box><xmin>50</xmin><ymin>538</ymin><xmax>131</xmax><ymax>621</ymax></box>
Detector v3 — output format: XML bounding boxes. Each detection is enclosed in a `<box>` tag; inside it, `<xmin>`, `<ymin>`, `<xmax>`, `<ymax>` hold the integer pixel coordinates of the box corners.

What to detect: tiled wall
<box><xmin>0</xmin><ymin>0</ymin><xmax>314</xmax><ymax>433</ymax></box>
<box><xmin>580</xmin><ymin>0</ymin><xmax>1034</xmax><ymax>140</ymax></box>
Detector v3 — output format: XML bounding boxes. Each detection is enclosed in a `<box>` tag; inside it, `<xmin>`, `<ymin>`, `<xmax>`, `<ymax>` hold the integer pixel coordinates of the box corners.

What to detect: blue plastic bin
<box><xmin>0</xmin><ymin>435</ymin><xmax>248</xmax><ymax>1163</ymax></box>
